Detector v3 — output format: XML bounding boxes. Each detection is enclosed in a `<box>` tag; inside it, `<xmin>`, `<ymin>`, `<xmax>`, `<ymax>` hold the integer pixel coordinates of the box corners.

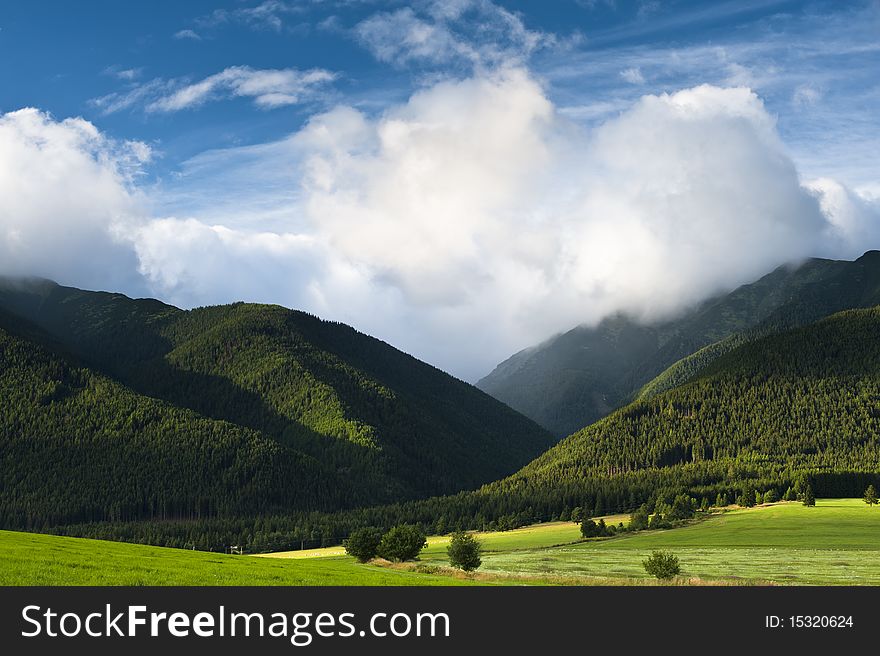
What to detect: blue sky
<box><xmin>2</xmin><ymin>1</ymin><xmax>876</xmax><ymax>186</ymax></box>
<box><xmin>1</xmin><ymin>1</ymin><xmax>879</xmax><ymax>378</ymax></box>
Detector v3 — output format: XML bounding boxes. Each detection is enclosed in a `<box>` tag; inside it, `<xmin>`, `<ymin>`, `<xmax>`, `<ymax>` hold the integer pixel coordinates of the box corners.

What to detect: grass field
<box><xmin>258</xmin><ymin>517</ymin><xmax>621</xmax><ymax>560</ymax></box>
<box><xmin>416</xmin><ymin>500</ymin><xmax>880</xmax><ymax>585</ymax></box>
<box><xmin>2</xmin><ymin>501</ymin><xmax>878</xmax><ymax>585</ymax></box>
<box><xmin>0</xmin><ymin>530</ymin><xmax>475</xmax><ymax>586</ymax></box>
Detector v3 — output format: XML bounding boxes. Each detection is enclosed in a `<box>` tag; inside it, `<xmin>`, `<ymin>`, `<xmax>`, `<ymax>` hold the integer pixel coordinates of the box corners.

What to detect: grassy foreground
<box><xmin>1</xmin><ymin>500</ymin><xmax>878</xmax><ymax>585</ymax></box>
<box><xmin>0</xmin><ymin>530</ymin><xmax>475</xmax><ymax>586</ymax></box>
<box><xmin>417</xmin><ymin>499</ymin><xmax>880</xmax><ymax>585</ymax></box>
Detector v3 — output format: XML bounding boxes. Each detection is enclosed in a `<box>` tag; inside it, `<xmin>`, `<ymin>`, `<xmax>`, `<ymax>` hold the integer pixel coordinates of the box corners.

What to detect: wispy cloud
<box><xmin>353</xmin><ymin>0</ymin><xmax>563</xmax><ymax>70</ymax></box>
<box><xmin>102</xmin><ymin>65</ymin><xmax>144</xmax><ymax>81</ymax></box>
<box><xmin>192</xmin><ymin>0</ymin><xmax>304</xmax><ymax>33</ymax></box>
<box><xmin>619</xmin><ymin>66</ymin><xmax>644</xmax><ymax>84</ymax></box>
<box><xmin>90</xmin><ymin>79</ymin><xmax>175</xmax><ymax>115</ymax></box>
<box><xmin>173</xmin><ymin>29</ymin><xmax>202</xmax><ymax>41</ymax></box>
<box><xmin>91</xmin><ymin>66</ymin><xmax>337</xmax><ymax>115</ymax></box>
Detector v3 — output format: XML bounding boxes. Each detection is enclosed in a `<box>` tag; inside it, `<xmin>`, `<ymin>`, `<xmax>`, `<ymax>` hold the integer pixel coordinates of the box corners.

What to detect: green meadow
<box><xmin>1</xmin><ymin>501</ymin><xmax>878</xmax><ymax>585</ymax></box>
<box><xmin>422</xmin><ymin>499</ymin><xmax>880</xmax><ymax>585</ymax></box>
<box><xmin>0</xmin><ymin>530</ymin><xmax>474</xmax><ymax>586</ymax></box>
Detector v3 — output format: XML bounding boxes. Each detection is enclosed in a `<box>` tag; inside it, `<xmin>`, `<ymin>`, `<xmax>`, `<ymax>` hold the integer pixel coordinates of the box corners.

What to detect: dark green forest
<box><xmin>12</xmin><ymin>304</ymin><xmax>880</xmax><ymax>553</ymax></box>
<box><xmin>0</xmin><ymin>279</ymin><xmax>553</xmax><ymax>530</ymax></box>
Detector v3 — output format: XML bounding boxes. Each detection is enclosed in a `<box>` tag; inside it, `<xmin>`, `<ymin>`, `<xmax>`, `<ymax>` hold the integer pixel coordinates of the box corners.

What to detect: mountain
<box><xmin>0</xmin><ymin>305</ymin><xmax>353</xmax><ymax>528</ymax></box>
<box><xmin>479</xmin><ymin>305</ymin><xmax>880</xmax><ymax>518</ymax></box>
<box><xmin>0</xmin><ymin>278</ymin><xmax>553</xmax><ymax>529</ymax></box>
<box><xmin>58</xmin><ymin>304</ymin><xmax>880</xmax><ymax>552</ymax></box>
<box><xmin>478</xmin><ymin>251</ymin><xmax>880</xmax><ymax>437</ymax></box>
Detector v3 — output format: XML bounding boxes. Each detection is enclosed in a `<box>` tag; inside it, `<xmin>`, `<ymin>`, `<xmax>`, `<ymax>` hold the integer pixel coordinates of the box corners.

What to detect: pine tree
<box><xmin>864</xmin><ymin>485</ymin><xmax>878</xmax><ymax>507</ymax></box>
<box><xmin>802</xmin><ymin>484</ymin><xmax>816</xmax><ymax>507</ymax></box>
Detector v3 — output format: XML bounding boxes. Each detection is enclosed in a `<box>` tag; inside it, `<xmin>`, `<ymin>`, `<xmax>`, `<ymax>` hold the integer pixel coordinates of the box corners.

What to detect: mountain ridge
<box><xmin>0</xmin><ymin>277</ymin><xmax>554</xmax><ymax>526</ymax></box>
<box><xmin>478</xmin><ymin>252</ymin><xmax>880</xmax><ymax>436</ymax></box>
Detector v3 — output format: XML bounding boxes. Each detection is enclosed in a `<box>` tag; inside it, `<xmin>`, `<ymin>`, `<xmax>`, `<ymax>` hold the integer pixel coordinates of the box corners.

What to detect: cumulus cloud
<box><xmin>5</xmin><ymin>72</ymin><xmax>880</xmax><ymax>379</ymax></box>
<box><xmin>285</xmin><ymin>75</ymin><xmax>859</xmax><ymax>359</ymax></box>
<box><xmin>122</xmin><ymin>218</ymin><xmax>323</xmax><ymax>309</ymax></box>
<box><xmin>91</xmin><ymin>66</ymin><xmax>336</xmax><ymax>115</ymax></box>
<box><xmin>130</xmin><ymin>73</ymin><xmax>880</xmax><ymax>377</ymax></box>
<box><xmin>0</xmin><ymin>108</ymin><xmax>149</xmax><ymax>292</ymax></box>
<box><xmin>806</xmin><ymin>178</ymin><xmax>880</xmax><ymax>257</ymax></box>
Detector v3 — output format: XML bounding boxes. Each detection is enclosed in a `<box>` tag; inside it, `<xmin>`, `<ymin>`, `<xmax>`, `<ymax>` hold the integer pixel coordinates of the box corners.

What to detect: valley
<box><xmin>2</xmin><ymin>500</ymin><xmax>877</xmax><ymax>586</ymax></box>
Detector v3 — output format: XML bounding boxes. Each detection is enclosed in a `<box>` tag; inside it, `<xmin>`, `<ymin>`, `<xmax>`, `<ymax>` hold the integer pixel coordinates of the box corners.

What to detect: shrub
<box><xmin>447</xmin><ymin>531</ymin><xmax>482</xmax><ymax>571</ymax></box>
<box><xmin>643</xmin><ymin>551</ymin><xmax>681</xmax><ymax>580</ymax></box>
<box><xmin>763</xmin><ymin>489</ymin><xmax>778</xmax><ymax>504</ymax></box>
<box><xmin>343</xmin><ymin>527</ymin><xmax>383</xmax><ymax>563</ymax></box>
<box><xmin>377</xmin><ymin>525</ymin><xmax>427</xmax><ymax>562</ymax></box>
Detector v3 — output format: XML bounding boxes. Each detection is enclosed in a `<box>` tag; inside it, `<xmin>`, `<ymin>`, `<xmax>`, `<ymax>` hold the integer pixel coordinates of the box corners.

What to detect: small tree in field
<box><xmin>801</xmin><ymin>484</ymin><xmax>816</xmax><ymax>507</ymax></box>
<box><xmin>581</xmin><ymin>518</ymin><xmax>610</xmax><ymax>538</ymax></box>
<box><xmin>865</xmin><ymin>485</ymin><xmax>878</xmax><ymax>507</ymax></box>
<box><xmin>737</xmin><ymin>489</ymin><xmax>756</xmax><ymax>508</ymax></box>
<box><xmin>643</xmin><ymin>551</ymin><xmax>681</xmax><ymax>580</ymax></box>
<box><xmin>629</xmin><ymin>504</ymin><xmax>650</xmax><ymax>531</ymax></box>
<box><xmin>447</xmin><ymin>532</ymin><xmax>482</xmax><ymax>571</ymax></box>
<box><xmin>344</xmin><ymin>527</ymin><xmax>383</xmax><ymax>563</ymax></box>
<box><xmin>377</xmin><ymin>525</ymin><xmax>427</xmax><ymax>562</ymax></box>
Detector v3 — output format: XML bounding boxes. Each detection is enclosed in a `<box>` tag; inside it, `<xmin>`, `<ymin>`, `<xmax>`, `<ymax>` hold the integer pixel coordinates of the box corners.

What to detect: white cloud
<box><xmin>792</xmin><ymin>83</ymin><xmax>822</xmax><ymax>107</ymax></box>
<box><xmin>0</xmin><ymin>109</ymin><xmax>149</xmax><ymax>292</ymax></box>
<box><xmin>90</xmin><ymin>79</ymin><xmax>176</xmax><ymax>115</ymax></box>
<box><xmin>103</xmin><ymin>66</ymin><xmax>143</xmax><ymax>81</ymax></box>
<box><xmin>125</xmin><ymin>74</ymin><xmax>880</xmax><ymax>377</ymax></box>
<box><xmin>6</xmin><ymin>73</ymin><xmax>880</xmax><ymax>380</ymax></box>
<box><xmin>91</xmin><ymin>66</ymin><xmax>336</xmax><ymax>115</ymax></box>
<box><xmin>174</xmin><ymin>29</ymin><xmax>202</xmax><ymax>40</ymax></box>
<box><xmin>620</xmin><ymin>66</ymin><xmax>645</xmax><ymax>84</ymax></box>
<box><xmin>121</xmin><ymin>218</ymin><xmax>323</xmax><ymax>308</ymax></box>
<box><xmin>193</xmin><ymin>0</ymin><xmax>302</xmax><ymax>33</ymax></box>
<box><xmin>805</xmin><ymin>178</ymin><xmax>880</xmax><ymax>258</ymax></box>
<box><xmin>353</xmin><ymin>0</ymin><xmax>557</xmax><ymax>69</ymax></box>
<box><xmin>283</xmin><ymin>76</ymin><xmax>856</xmax><ymax>369</ymax></box>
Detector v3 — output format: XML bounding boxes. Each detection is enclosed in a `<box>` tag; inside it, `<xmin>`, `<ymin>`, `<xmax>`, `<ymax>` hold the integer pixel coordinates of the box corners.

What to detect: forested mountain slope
<box><xmin>484</xmin><ymin>305</ymin><xmax>880</xmax><ymax>516</ymax></box>
<box><xmin>478</xmin><ymin>252</ymin><xmax>880</xmax><ymax>437</ymax></box>
<box><xmin>49</xmin><ymin>306</ymin><xmax>880</xmax><ymax>552</ymax></box>
<box><xmin>0</xmin><ymin>309</ymin><xmax>352</xmax><ymax>528</ymax></box>
<box><xmin>0</xmin><ymin>279</ymin><xmax>553</xmax><ymax>528</ymax></box>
